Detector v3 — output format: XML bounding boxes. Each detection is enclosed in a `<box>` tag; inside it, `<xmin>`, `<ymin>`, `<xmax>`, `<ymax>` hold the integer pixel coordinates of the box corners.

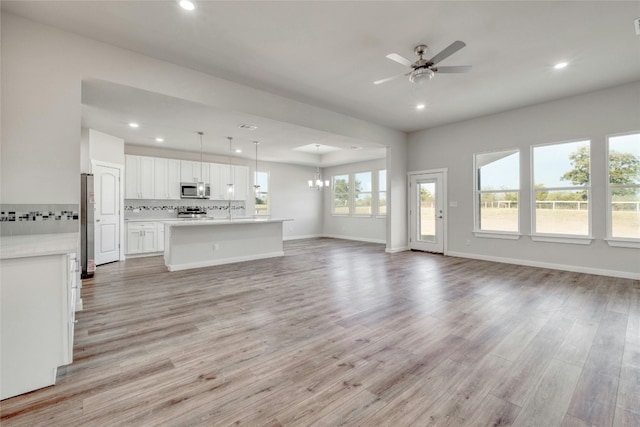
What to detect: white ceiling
<box><xmin>3</xmin><ymin>1</ymin><xmax>640</xmax><ymax>165</ymax></box>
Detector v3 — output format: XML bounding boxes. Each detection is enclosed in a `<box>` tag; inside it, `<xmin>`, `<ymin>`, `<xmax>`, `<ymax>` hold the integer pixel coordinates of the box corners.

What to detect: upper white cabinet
<box><xmin>210</xmin><ymin>163</ymin><xmax>249</xmax><ymax>201</ymax></box>
<box><xmin>154</xmin><ymin>158</ymin><xmax>181</xmax><ymax>200</ymax></box>
<box><xmin>180</xmin><ymin>160</ymin><xmax>210</xmax><ymax>184</ymax></box>
<box><xmin>125</xmin><ymin>155</ymin><xmax>155</xmax><ymax>199</ymax></box>
<box><xmin>233</xmin><ymin>165</ymin><xmax>249</xmax><ymax>201</ymax></box>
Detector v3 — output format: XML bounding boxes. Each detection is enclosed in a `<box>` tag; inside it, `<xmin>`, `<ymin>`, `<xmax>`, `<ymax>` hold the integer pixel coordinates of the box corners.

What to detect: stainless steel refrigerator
<box><xmin>80</xmin><ymin>173</ymin><xmax>96</xmax><ymax>278</ymax></box>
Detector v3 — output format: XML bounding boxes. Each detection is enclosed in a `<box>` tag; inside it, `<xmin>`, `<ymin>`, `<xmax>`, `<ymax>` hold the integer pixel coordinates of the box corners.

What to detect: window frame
<box><xmin>330</xmin><ymin>169</ymin><xmax>386</xmax><ymax>217</ymax></box>
<box><xmin>530</xmin><ymin>138</ymin><xmax>593</xmax><ymax>244</ymax></box>
<box><xmin>377</xmin><ymin>169</ymin><xmax>387</xmax><ymax>217</ymax></box>
<box><xmin>473</xmin><ymin>148</ymin><xmax>521</xmax><ymax>239</ymax></box>
<box><xmin>605</xmin><ymin>130</ymin><xmax>640</xmax><ymax>248</ymax></box>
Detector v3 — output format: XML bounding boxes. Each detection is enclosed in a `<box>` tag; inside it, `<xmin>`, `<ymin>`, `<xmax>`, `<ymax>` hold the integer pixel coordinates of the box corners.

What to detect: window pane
<box><xmin>611</xmin><ymin>188</ymin><xmax>640</xmax><ymax>239</ymax></box>
<box><xmin>333</xmin><ymin>174</ymin><xmax>349</xmax><ymax>214</ymax></box>
<box><xmin>478</xmin><ymin>192</ymin><xmax>518</xmax><ymax>232</ymax></box>
<box><xmin>419</xmin><ymin>182</ymin><xmax>436</xmax><ymax>241</ymax></box>
<box><xmin>355</xmin><ymin>192</ymin><xmax>372</xmax><ymax>215</ymax></box>
<box><xmin>379</xmin><ymin>170</ymin><xmax>387</xmax><ymax>191</ymax></box>
<box><xmin>254</xmin><ymin>171</ymin><xmax>269</xmax><ymax>215</ymax></box>
<box><xmin>477</xmin><ymin>150</ymin><xmax>519</xmax><ymax>191</ymax></box>
<box><xmin>609</xmin><ymin>133</ymin><xmax>640</xmax><ymax>185</ymax></box>
<box><xmin>379</xmin><ymin>192</ymin><xmax>386</xmax><ymax>215</ymax></box>
<box><xmin>535</xmin><ymin>190</ymin><xmax>589</xmax><ymax>235</ymax></box>
<box><xmin>354</xmin><ymin>172</ymin><xmax>372</xmax><ymax>192</ymax></box>
<box><xmin>534</xmin><ymin>141</ymin><xmax>590</xmax><ymax>187</ymax></box>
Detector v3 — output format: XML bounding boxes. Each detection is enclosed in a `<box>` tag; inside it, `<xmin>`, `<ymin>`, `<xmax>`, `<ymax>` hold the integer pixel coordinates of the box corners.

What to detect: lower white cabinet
<box><xmin>126</xmin><ymin>222</ymin><xmax>158</xmax><ymax>254</ymax></box>
<box><xmin>1</xmin><ymin>251</ymin><xmax>76</xmax><ymax>399</ymax></box>
<box><xmin>126</xmin><ymin>222</ymin><xmax>167</xmax><ymax>255</ymax></box>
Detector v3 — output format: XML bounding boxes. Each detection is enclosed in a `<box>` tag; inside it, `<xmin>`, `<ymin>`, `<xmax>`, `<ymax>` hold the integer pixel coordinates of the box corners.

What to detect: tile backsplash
<box><xmin>125</xmin><ymin>199</ymin><xmax>246</xmax><ymax>219</ymax></box>
<box><xmin>0</xmin><ymin>204</ymin><xmax>79</xmax><ymax>236</ymax></box>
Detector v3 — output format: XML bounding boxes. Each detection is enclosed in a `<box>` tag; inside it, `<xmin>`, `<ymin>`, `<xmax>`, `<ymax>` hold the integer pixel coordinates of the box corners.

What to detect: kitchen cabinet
<box><xmin>210</xmin><ymin>163</ymin><xmax>248</xmax><ymax>201</ymax></box>
<box><xmin>154</xmin><ymin>158</ymin><xmax>181</xmax><ymax>200</ymax></box>
<box><xmin>234</xmin><ymin>165</ymin><xmax>249</xmax><ymax>201</ymax></box>
<box><xmin>0</xmin><ymin>234</ymin><xmax>78</xmax><ymax>399</ymax></box>
<box><xmin>125</xmin><ymin>155</ymin><xmax>155</xmax><ymax>199</ymax></box>
<box><xmin>180</xmin><ymin>160</ymin><xmax>210</xmax><ymax>184</ymax></box>
<box><xmin>126</xmin><ymin>222</ymin><xmax>158</xmax><ymax>254</ymax></box>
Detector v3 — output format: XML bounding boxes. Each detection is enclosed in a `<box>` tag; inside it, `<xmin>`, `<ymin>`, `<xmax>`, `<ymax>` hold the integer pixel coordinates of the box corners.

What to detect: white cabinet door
<box><xmin>166</xmin><ymin>159</ymin><xmax>181</xmax><ymax>199</ymax></box>
<box><xmin>125</xmin><ymin>155</ymin><xmax>155</xmax><ymax>199</ymax></box>
<box><xmin>180</xmin><ymin>160</ymin><xmax>196</xmax><ymax>183</ymax></box>
<box><xmin>233</xmin><ymin>166</ymin><xmax>249</xmax><ymax>201</ymax></box>
<box><xmin>126</xmin><ymin>226</ymin><xmax>144</xmax><ymax>254</ymax></box>
<box><xmin>125</xmin><ymin>155</ymin><xmax>140</xmax><ymax>199</ymax></box>
<box><xmin>218</xmin><ymin>164</ymin><xmax>232</xmax><ymax>200</ymax></box>
<box><xmin>155</xmin><ymin>158</ymin><xmax>181</xmax><ymax>200</ymax></box>
<box><xmin>139</xmin><ymin>157</ymin><xmax>155</xmax><ymax>199</ymax></box>
<box><xmin>154</xmin><ymin>158</ymin><xmax>168</xmax><ymax>199</ymax></box>
<box><xmin>142</xmin><ymin>226</ymin><xmax>157</xmax><ymax>252</ymax></box>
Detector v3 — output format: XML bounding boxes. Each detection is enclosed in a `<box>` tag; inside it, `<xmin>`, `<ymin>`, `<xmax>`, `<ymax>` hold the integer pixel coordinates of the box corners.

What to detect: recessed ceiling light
<box><xmin>238</xmin><ymin>124</ymin><xmax>258</xmax><ymax>131</ymax></box>
<box><xmin>554</xmin><ymin>62</ymin><xmax>569</xmax><ymax>70</ymax></box>
<box><xmin>179</xmin><ymin>0</ymin><xmax>196</xmax><ymax>11</ymax></box>
<box><xmin>155</xmin><ymin>137</ymin><xmax>164</xmax><ymax>143</ymax></box>
<box><xmin>128</xmin><ymin>122</ymin><xmax>139</xmax><ymax>128</ymax></box>
<box><xmin>416</xmin><ymin>104</ymin><xmax>426</xmax><ymax>110</ymax></box>
<box><xmin>235</xmin><ymin>149</ymin><xmax>242</xmax><ymax>153</ymax></box>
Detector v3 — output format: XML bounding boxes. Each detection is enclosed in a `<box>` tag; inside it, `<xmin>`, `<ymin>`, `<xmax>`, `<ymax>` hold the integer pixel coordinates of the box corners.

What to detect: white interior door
<box><xmin>409</xmin><ymin>171</ymin><xmax>446</xmax><ymax>253</ymax></box>
<box><xmin>94</xmin><ymin>164</ymin><xmax>121</xmax><ymax>265</ymax></box>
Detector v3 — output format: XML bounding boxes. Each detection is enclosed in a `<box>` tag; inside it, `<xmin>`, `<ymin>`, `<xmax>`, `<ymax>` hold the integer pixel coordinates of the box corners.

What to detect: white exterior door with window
<box><xmin>409</xmin><ymin>171</ymin><xmax>447</xmax><ymax>253</ymax></box>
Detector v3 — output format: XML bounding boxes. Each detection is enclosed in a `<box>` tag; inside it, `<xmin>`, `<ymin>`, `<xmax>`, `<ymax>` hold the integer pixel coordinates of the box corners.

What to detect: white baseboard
<box><xmin>283</xmin><ymin>234</ymin><xmax>324</xmax><ymax>241</ymax></box>
<box><xmin>447</xmin><ymin>250</ymin><xmax>639</xmax><ymax>280</ymax></box>
<box><xmin>167</xmin><ymin>251</ymin><xmax>285</xmax><ymax>272</ymax></box>
<box><xmin>385</xmin><ymin>246</ymin><xmax>409</xmax><ymax>253</ymax></box>
<box><xmin>322</xmin><ymin>234</ymin><xmax>386</xmax><ymax>244</ymax></box>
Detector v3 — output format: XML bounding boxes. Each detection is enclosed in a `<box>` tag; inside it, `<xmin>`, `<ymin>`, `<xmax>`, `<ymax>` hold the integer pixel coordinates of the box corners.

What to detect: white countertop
<box><xmin>163</xmin><ymin>218</ymin><xmax>292</xmax><ymax>227</ymax></box>
<box><xmin>0</xmin><ymin>233</ymin><xmax>79</xmax><ymax>260</ymax></box>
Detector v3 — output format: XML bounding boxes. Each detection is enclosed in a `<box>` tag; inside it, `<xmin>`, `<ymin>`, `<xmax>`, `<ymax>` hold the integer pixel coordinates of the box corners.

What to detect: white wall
<box><xmin>323</xmin><ymin>158</ymin><xmax>386</xmax><ymax>243</ymax></box>
<box><xmin>1</xmin><ymin>13</ymin><xmax>406</xmax><ymax>212</ymax></box>
<box><xmin>89</xmin><ymin>129</ymin><xmax>125</xmax><ymax>166</ymax></box>
<box><xmin>408</xmin><ymin>81</ymin><xmax>640</xmax><ymax>279</ymax></box>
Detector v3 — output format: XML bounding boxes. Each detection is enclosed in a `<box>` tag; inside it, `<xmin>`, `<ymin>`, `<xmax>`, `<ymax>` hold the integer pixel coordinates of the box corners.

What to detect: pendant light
<box><xmin>253</xmin><ymin>141</ymin><xmax>260</xmax><ymax>194</ymax></box>
<box><xmin>308</xmin><ymin>144</ymin><xmax>329</xmax><ymax>190</ymax></box>
<box><xmin>226</xmin><ymin>137</ymin><xmax>234</xmax><ymax>197</ymax></box>
<box><xmin>196</xmin><ymin>131</ymin><xmax>206</xmax><ymax>198</ymax></box>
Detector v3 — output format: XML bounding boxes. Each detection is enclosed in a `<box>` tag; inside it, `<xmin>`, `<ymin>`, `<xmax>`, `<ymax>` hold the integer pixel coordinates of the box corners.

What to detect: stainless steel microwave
<box><xmin>180</xmin><ymin>182</ymin><xmax>210</xmax><ymax>199</ymax></box>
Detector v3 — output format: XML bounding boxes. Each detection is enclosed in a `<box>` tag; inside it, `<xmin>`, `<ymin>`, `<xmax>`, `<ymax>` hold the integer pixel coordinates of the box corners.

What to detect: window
<box><xmin>254</xmin><ymin>171</ymin><xmax>269</xmax><ymax>215</ymax></box>
<box><xmin>474</xmin><ymin>149</ymin><xmax>520</xmax><ymax>234</ymax></box>
<box><xmin>332</xmin><ymin>174</ymin><xmax>349</xmax><ymax>214</ymax></box>
<box><xmin>532</xmin><ymin>140</ymin><xmax>590</xmax><ymax>237</ymax></box>
<box><xmin>378</xmin><ymin>170</ymin><xmax>387</xmax><ymax>216</ymax></box>
<box><xmin>608</xmin><ymin>132</ymin><xmax>640</xmax><ymax>241</ymax></box>
<box><xmin>354</xmin><ymin>171</ymin><xmax>372</xmax><ymax>215</ymax></box>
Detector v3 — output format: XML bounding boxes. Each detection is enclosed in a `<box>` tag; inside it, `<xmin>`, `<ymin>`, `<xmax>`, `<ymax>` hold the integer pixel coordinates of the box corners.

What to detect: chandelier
<box><xmin>308</xmin><ymin>144</ymin><xmax>329</xmax><ymax>190</ymax></box>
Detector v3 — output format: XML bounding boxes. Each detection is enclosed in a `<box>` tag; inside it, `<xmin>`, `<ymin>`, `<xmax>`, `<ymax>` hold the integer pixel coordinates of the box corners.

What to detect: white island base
<box><xmin>163</xmin><ymin>219</ymin><xmax>290</xmax><ymax>271</ymax></box>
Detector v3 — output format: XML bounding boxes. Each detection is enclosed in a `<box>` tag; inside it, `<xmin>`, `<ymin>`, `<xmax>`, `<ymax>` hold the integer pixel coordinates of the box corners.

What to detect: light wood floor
<box><xmin>1</xmin><ymin>238</ymin><xmax>639</xmax><ymax>426</ymax></box>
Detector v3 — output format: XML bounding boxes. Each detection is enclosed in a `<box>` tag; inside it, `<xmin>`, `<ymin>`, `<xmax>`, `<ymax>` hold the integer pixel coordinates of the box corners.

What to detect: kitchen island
<box><xmin>163</xmin><ymin>218</ymin><xmax>292</xmax><ymax>271</ymax></box>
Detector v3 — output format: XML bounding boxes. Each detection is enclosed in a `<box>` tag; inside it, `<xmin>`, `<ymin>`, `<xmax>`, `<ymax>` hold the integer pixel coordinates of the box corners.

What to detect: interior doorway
<box><xmin>93</xmin><ymin>163</ymin><xmax>122</xmax><ymax>265</ymax></box>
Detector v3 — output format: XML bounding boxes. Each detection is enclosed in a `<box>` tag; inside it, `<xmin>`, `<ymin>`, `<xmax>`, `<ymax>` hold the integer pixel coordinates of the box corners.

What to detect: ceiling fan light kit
<box><xmin>375</xmin><ymin>40</ymin><xmax>471</xmax><ymax>85</ymax></box>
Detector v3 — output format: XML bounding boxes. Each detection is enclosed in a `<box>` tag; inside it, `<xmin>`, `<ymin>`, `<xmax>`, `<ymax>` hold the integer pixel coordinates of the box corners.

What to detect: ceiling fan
<box><xmin>374</xmin><ymin>41</ymin><xmax>471</xmax><ymax>85</ymax></box>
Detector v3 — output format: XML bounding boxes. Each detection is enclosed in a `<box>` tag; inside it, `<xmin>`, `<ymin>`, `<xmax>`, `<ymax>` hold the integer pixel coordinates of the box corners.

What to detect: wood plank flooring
<box><xmin>1</xmin><ymin>238</ymin><xmax>638</xmax><ymax>426</ymax></box>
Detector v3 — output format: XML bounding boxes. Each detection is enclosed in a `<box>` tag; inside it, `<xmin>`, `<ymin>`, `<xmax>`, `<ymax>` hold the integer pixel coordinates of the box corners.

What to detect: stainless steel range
<box><xmin>177</xmin><ymin>206</ymin><xmax>207</xmax><ymax>219</ymax></box>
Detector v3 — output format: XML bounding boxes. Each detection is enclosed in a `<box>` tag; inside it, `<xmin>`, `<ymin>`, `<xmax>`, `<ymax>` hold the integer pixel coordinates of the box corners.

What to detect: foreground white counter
<box><xmin>163</xmin><ymin>218</ymin><xmax>292</xmax><ymax>271</ymax></box>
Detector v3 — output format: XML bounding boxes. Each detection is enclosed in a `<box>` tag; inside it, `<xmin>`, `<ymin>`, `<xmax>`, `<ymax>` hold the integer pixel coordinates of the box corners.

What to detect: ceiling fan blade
<box><xmin>428</xmin><ymin>40</ymin><xmax>466</xmax><ymax>65</ymax></box>
<box><xmin>434</xmin><ymin>65</ymin><xmax>472</xmax><ymax>73</ymax></box>
<box><xmin>373</xmin><ymin>72</ymin><xmax>407</xmax><ymax>85</ymax></box>
<box><xmin>385</xmin><ymin>53</ymin><xmax>413</xmax><ymax>67</ymax></box>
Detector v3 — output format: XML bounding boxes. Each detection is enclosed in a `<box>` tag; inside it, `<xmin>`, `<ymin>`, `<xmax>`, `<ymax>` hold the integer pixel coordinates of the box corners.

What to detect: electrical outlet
<box><xmin>465</xmin><ymin>239</ymin><xmax>471</xmax><ymax>246</ymax></box>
